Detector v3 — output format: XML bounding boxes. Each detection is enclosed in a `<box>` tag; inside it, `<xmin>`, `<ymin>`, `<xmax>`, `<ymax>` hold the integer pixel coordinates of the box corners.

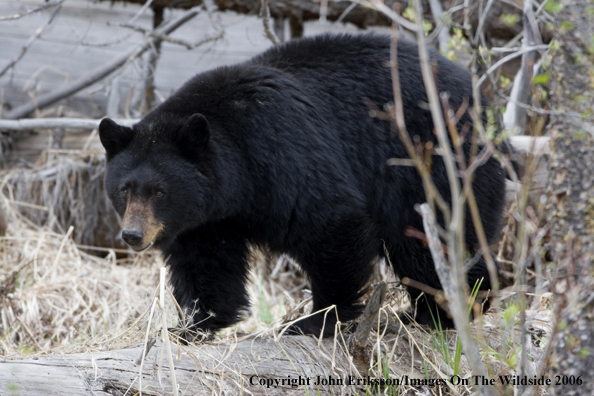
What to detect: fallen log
<box><xmin>0</xmin><ymin>281</ymin><xmax>421</xmax><ymax>396</ymax></box>
<box><xmin>0</xmin><ymin>331</ymin><xmax>423</xmax><ymax>396</ymax></box>
<box><xmin>0</xmin><ymin>336</ymin><xmax>359</xmax><ymax>396</ymax></box>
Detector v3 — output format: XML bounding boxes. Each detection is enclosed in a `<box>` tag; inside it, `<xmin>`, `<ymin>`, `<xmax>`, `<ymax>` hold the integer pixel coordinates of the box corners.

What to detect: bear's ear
<box><xmin>99</xmin><ymin>118</ymin><xmax>134</xmax><ymax>159</ymax></box>
<box><xmin>176</xmin><ymin>113</ymin><xmax>210</xmax><ymax>156</ymax></box>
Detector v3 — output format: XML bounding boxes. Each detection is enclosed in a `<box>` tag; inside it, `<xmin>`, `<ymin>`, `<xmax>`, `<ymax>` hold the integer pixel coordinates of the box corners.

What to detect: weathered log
<box><xmin>100</xmin><ymin>0</ymin><xmax>553</xmax><ymax>42</ymax></box>
<box><xmin>0</xmin><ymin>335</ymin><xmax>397</xmax><ymax>396</ymax></box>
<box><xmin>121</xmin><ymin>0</ymin><xmax>404</xmax><ymax>30</ymax></box>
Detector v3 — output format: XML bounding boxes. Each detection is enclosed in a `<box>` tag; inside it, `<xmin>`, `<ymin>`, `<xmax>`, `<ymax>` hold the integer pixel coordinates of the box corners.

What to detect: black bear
<box><xmin>99</xmin><ymin>33</ymin><xmax>506</xmax><ymax>337</ymax></box>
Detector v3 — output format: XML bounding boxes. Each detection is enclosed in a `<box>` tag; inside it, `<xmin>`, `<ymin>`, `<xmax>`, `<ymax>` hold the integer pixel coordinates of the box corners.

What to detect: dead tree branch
<box><xmin>348</xmin><ymin>282</ymin><xmax>387</xmax><ymax>371</ymax></box>
<box><xmin>0</xmin><ymin>0</ymin><xmax>64</xmax><ymax>22</ymax></box>
<box><xmin>3</xmin><ymin>6</ymin><xmax>205</xmax><ymax>120</ymax></box>
<box><xmin>503</xmin><ymin>0</ymin><xmax>543</xmax><ymax>134</ymax></box>
<box><xmin>0</xmin><ymin>118</ymin><xmax>138</xmax><ymax>131</ymax></box>
<box><xmin>427</xmin><ymin>0</ymin><xmax>449</xmax><ymax>53</ymax></box>
<box><xmin>260</xmin><ymin>0</ymin><xmax>279</xmax><ymax>45</ymax></box>
<box><xmin>475</xmin><ymin>44</ymin><xmax>549</xmax><ymax>88</ymax></box>
<box><xmin>114</xmin><ymin>21</ymin><xmax>223</xmax><ymax>50</ymax></box>
<box><xmin>0</xmin><ymin>1</ymin><xmax>64</xmax><ymax>79</ymax></box>
<box><xmin>419</xmin><ymin>203</ymin><xmax>492</xmax><ymax>395</ymax></box>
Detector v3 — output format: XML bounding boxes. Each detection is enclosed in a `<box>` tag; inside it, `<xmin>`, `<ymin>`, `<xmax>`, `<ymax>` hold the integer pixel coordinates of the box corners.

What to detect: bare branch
<box><xmin>203</xmin><ymin>0</ymin><xmax>223</xmax><ymax>34</ymax></box>
<box><xmin>3</xmin><ymin>7</ymin><xmax>204</xmax><ymax>120</ymax></box>
<box><xmin>260</xmin><ymin>0</ymin><xmax>279</xmax><ymax>45</ymax></box>
<box><xmin>419</xmin><ymin>203</ymin><xmax>492</xmax><ymax>395</ymax></box>
<box><xmin>127</xmin><ymin>0</ymin><xmax>155</xmax><ymax>24</ymax></box>
<box><xmin>503</xmin><ymin>0</ymin><xmax>542</xmax><ymax>134</ymax></box>
<box><xmin>335</xmin><ymin>2</ymin><xmax>358</xmax><ymax>25</ymax></box>
<box><xmin>474</xmin><ymin>44</ymin><xmax>549</xmax><ymax>88</ymax></box>
<box><xmin>413</xmin><ymin>0</ymin><xmax>460</xmax><ymax>227</ymax></box>
<box><xmin>115</xmin><ymin>22</ymin><xmax>223</xmax><ymax>50</ymax></box>
<box><xmin>0</xmin><ymin>1</ymin><xmax>64</xmax><ymax>79</ymax></box>
<box><xmin>473</xmin><ymin>0</ymin><xmax>495</xmax><ymax>47</ymax></box>
<box><xmin>0</xmin><ymin>0</ymin><xmax>64</xmax><ymax>21</ymax></box>
<box><xmin>388</xmin><ymin>22</ymin><xmax>451</xmax><ymax>223</ymax></box>
<box><xmin>364</xmin><ymin>0</ymin><xmax>418</xmax><ymax>33</ymax></box>
<box><xmin>427</xmin><ymin>0</ymin><xmax>449</xmax><ymax>53</ymax></box>
<box><xmin>106</xmin><ymin>77</ymin><xmax>122</xmax><ymax>119</ymax></box>
<box><xmin>0</xmin><ymin>118</ymin><xmax>138</xmax><ymax>131</ymax></box>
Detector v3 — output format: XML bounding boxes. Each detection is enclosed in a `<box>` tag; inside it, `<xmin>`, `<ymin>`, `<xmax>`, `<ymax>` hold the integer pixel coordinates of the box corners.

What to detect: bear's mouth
<box><xmin>132</xmin><ymin>241</ymin><xmax>154</xmax><ymax>252</ymax></box>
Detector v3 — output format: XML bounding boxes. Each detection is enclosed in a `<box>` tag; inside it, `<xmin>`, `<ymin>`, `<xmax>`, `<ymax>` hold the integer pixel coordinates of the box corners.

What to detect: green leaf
<box><xmin>500</xmin><ymin>13</ymin><xmax>521</xmax><ymax>27</ymax></box>
<box><xmin>533</xmin><ymin>73</ymin><xmax>550</xmax><ymax>85</ymax></box>
<box><xmin>544</xmin><ymin>0</ymin><xmax>563</xmax><ymax>14</ymax></box>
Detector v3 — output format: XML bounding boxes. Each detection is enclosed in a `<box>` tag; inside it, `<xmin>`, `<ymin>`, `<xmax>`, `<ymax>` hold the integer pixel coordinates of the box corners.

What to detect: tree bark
<box><xmin>0</xmin><ymin>336</ymin><xmax>345</xmax><ymax>395</ymax></box>
<box><xmin>546</xmin><ymin>1</ymin><xmax>594</xmax><ymax>394</ymax></box>
<box><xmin>0</xmin><ymin>334</ymin><xmax>418</xmax><ymax>396</ymax></box>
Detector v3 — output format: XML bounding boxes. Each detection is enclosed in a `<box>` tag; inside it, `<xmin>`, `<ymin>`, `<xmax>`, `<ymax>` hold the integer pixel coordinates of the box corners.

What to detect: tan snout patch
<box><xmin>122</xmin><ymin>199</ymin><xmax>164</xmax><ymax>249</ymax></box>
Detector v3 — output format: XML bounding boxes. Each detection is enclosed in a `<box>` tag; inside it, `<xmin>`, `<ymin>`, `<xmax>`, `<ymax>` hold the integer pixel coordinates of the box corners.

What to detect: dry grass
<box><xmin>0</xmin><ymin>201</ymin><xmax>161</xmax><ymax>354</ymax></box>
<box><xmin>1</xmin><ymin>149</ymin><xmax>123</xmax><ymax>248</ymax></box>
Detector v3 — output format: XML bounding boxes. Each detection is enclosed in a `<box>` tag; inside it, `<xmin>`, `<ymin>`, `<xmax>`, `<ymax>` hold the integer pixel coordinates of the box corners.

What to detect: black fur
<box><xmin>100</xmin><ymin>33</ymin><xmax>506</xmax><ymax>336</ymax></box>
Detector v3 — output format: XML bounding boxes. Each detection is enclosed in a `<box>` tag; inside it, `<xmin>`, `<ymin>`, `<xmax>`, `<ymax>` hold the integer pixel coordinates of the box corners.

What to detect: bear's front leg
<box><xmin>164</xmin><ymin>223</ymin><xmax>250</xmax><ymax>341</ymax></box>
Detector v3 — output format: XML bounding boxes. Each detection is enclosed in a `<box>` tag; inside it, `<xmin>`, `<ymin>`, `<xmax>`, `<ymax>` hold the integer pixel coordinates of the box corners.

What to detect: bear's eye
<box><xmin>155</xmin><ymin>190</ymin><xmax>164</xmax><ymax>197</ymax></box>
<box><xmin>121</xmin><ymin>188</ymin><xmax>129</xmax><ymax>196</ymax></box>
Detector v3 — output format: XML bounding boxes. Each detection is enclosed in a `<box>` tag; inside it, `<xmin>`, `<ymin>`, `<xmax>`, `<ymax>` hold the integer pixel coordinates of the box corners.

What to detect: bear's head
<box><xmin>98</xmin><ymin>114</ymin><xmax>214</xmax><ymax>251</ymax></box>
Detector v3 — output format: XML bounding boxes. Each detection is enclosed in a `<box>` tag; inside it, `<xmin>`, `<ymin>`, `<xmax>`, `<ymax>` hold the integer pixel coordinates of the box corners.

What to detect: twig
<box><xmin>159</xmin><ymin>267</ymin><xmax>178</xmax><ymax>396</ymax></box>
<box><xmin>4</xmin><ymin>6</ymin><xmax>204</xmax><ymax>120</ymax></box>
<box><xmin>413</xmin><ymin>0</ymin><xmax>460</xmax><ymax>223</ymax></box>
<box><xmin>419</xmin><ymin>203</ymin><xmax>492</xmax><ymax>395</ymax></box>
<box><xmin>473</xmin><ymin>0</ymin><xmax>495</xmax><ymax>47</ymax></box>
<box><xmin>107</xmin><ymin>77</ymin><xmax>121</xmax><ymax>119</ymax></box>
<box><xmin>135</xmin><ymin>337</ymin><xmax>156</xmax><ymax>366</ymax></box>
<box><xmin>502</xmin><ymin>0</ymin><xmax>541</xmax><ymax>134</ymax></box>
<box><xmin>405</xmin><ymin>226</ymin><xmax>449</xmax><ymax>253</ymax></box>
<box><xmin>474</xmin><ymin>44</ymin><xmax>549</xmax><ymax>88</ymax></box>
<box><xmin>335</xmin><ymin>3</ymin><xmax>358</xmax><ymax>25</ymax></box>
<box><xmin>0</xmin><ymin>118</ymin><xmax>138</xmax><ymax>131</ymax></box>
<box><xmin>348</xmin><ymin>282</ymin><xmax>387</xmax><ymax>352</ymax></box>
<box><xmin>363</xmin><ymin>0</ymin><xmax>418</xmax><ymax>33</ymax></box>
<box><xmin>319</xmin><ymin>0</ymin><xmax>329</xmax><ymax>23</ymax></box>
<box><xmin>0</xmin><ymin>0</ymin><xmax>63</xmax><ymax>21</ymax></box>
<box><xmin>497</xmin><ymin>89</ymin><xmax>594</xmax><ymax>120</ymax></box>
<box><xmin>512</xmin><ymin>101</ymin><xmax>547</xmax><ymax>394</ymax></box>
<box><xmin>15</xmin><ymin>317</ymin><xmax>45</xmax><ymax>352</ymax></box>
<box><xmin>81</xmin><ymin>32</ymin><xmax>134</xmax><ymax>48</ymax></box>
<box><xmin>0</xmin><ymin>1</ymin><xmax>64</xmax><ymax>79</ymax></box>
<box><xmin>348</xmin><ymin>282</ymin><xmax>387</xmax><ymax>371</ymax></box>
<box><xmin>387</xmin><ymin>21</ymin><xmax>451</xmax><ymax>225</ymax></box>
<box><xmin>115</xmin><ymin>22</ymin><xmax>223</xmax><ymax>50</ymax></box>
<box><xmin>260</xmin><ymin>0</ymin><xmax>279</xmax><ymax>45</ymax></box>
<box><xmin>466</xmin><ymin>77</ymin><xmax>505</xmax><ymax>336</ymax></box>
<box><xmin>127</xmin><ymin>0</ymin><xmax>154</xmax><ymax>25</ymax></box>
<box><xmin>427</xmin><ymin>0</ymin><xmax>449</xmax><ymax>53</ymax></box>
<box><xmin>520</xmin><ymin>298</ymin><xmax>563</xmax><ymax>396</ymax></box>
<box><xmin>203</xmin><ymin>0</ymin><xmax>223</xmax><ymax>34</ymax></box>
<box><xmin>401</xmin><ymin>277</ymin><xmax>445</xmax><ymax>301</ymax></box>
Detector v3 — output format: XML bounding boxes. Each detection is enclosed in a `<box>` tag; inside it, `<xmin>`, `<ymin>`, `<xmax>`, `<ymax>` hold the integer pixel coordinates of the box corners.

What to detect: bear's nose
<box><xmin>122</xmin><ymin>230</ymin><xmax>144</xmax><ymax>247</ymax></box>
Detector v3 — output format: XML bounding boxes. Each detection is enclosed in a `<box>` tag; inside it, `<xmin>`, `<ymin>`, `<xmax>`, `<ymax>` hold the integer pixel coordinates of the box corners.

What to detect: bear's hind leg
<box><xmin>387</xmin><ymin>237</ymin><xmax>493</xmax><ymax>329</ymax></box>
